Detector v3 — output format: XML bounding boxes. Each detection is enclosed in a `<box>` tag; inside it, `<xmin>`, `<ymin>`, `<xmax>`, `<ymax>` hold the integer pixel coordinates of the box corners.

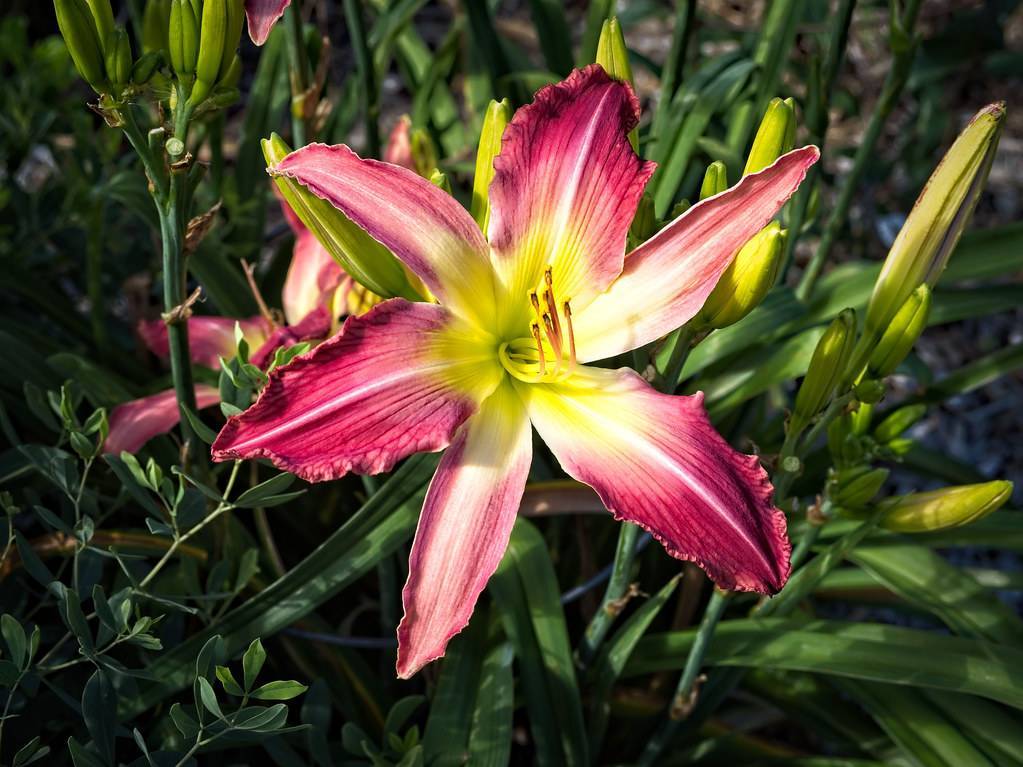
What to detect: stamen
<box><xmin>563</xmin><ymin>300</ymin><xmax>577</xmax><ymax>370</ymax></box>
<box><xmin>530</xmin><ymin>322</ymin><xmax>547</xmax><ymax>376</ymax></box>
<box><xmin>529</xmin><ymin>291</ymin><xmax>542</xmax><ymax>317</ymax></box>
<box><xmin>543</xmin><ymin>287</ymin><xmax>563</xmax><ymax>345</ymax></box>
<box><xmin>542</xmin><ymin>312</ymin><xmax>562</xmax><ymax>375</ymax></box>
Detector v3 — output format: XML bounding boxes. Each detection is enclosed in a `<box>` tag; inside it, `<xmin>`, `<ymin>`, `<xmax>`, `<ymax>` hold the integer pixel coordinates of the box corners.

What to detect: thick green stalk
<box><xmin>577</xmin><ymin>521</ymin><xmax>642</xmax><ymax>666</ymax></box>
<box><xmin>284</xmin><ymin>0</ymin><xmax>311</xmax><ymax>145</ymax></box>
<box><xmin>344</xmin><ymin>0</ymin><xmax>380</xmax><ymax>157</ymax></box>
<box><xmin>780</xmin><ymin>0</ymin><xmax>857</xmax><ymax>280</ymax></box>
<box><xmin>796</xmin><ymin>0</ymin><xmax>923</xmax><ymax>300</ymax></box>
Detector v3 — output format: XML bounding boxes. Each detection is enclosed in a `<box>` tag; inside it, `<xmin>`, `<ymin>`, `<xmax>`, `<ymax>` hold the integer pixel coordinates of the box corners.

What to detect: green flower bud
<box><xmin>868</xmin><ymin>284</ymin><xmax>931</xmax><ymax>378</ymax></box>
<box><xmin>881</xmin><ymin>481</ymin><xmax>1013</xmax><ymax>533</ymax></box>
<box><xmin>54</xmin><ymin>0</ymin><xmax>109</xmax><ymax>93</ymax></box>
<box><xmin>169</xmin><ymin>0</ymin><xmax>198</xmax><ymax>76</ymax></box>
<box><xmin>699</xmin><ymin>161</ymin><xmax>728</xmax><ymax>201</ymax></box>
<box><xmin>850</xmin><ymin>401</ymin><xmax>873</xmax><ymax>435</ymax></box>
<box><xmin>429</xmin><ymin>168</ymin><xmax>451</xmax><ymax>194</ymax></box>
<box><xmin>131</xmin><ymin>50</ymin><xmax>164</xmax><ymax>84</ymax></box>
<box><xmin>853</xmin><ymin>378</ymin><xmax>885</xmax><ymax>405</ymax></box>
<box><xmin>84</xmin><ymin>0</ymin><xmax>115</xmax><ymax>51</ymax></box>
<box><xmin>471</xmin><ymin>98</ymin><xmax>512</xmax><ymax>231</ymax></box>
<box><xmin>885</xmin><ymin>437</ymin><xmax>914</xmax><ymax>457</ymax></box>
<box><xmin>865</xmin><ymin>103</ymin><xmax>1005</xmax><ymax>338</ymax></box>
<box><xmin>104</xmin><ymin>26</ymin><xmax>132</xmax><ymax>88</ymax></box>
<box><xmin>219</xmin><ymin>0</ymin><xmax>244</xmax><ymax>80</ymax></box>
<box><xmin>790</xmin><ymin>308</ymin><xmax>856</xmax><ymax>433</ymax></box>
<box><xmin>410</xmin><ymin>127</ymin><xmax>438</xmax><ymax>180</ymax></box>
<box><xmin>219</xmin><ymin>51</ymin><xmax>241</xmax><ymax>89</ymax></box>
<box><xmin>832</xmin><ymin>466</ymin><xmax>889</xmax><ymax>509</ymax></box>
<box><xmin>263</xmin><ymin>133</ymin><xmax>421</xmax><ymax>301</ymax></box>
<box><xmin>873</xmin><ymin>403</ymin><xmax>927</xmax><ymax>443</ymax></box>
<box><xmin>596</xmin><ymin>17</ymin><xmax>637</xmax><ymax>151</ymax></box>
<box><xmin>142</xmin><ymin>0</ymin><xmax>171</xmax><ymax>53</ymax></box>
<box><xmin>190</xmin><ymin>0</ymin><xmax>226</xmax><ymax>104</ymax></box>
<box><xmin>699</xmin><ymin>222</ymin><xmax>786</xmax><ymax>331</ymax></box>
<box><xmin>744</xmin><ymin>97</ymin><xmax>796</xmax><ymax>176</ymax></box>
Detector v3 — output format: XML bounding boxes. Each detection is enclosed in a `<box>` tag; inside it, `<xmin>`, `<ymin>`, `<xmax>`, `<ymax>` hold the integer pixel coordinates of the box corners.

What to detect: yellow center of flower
<box><xmin>498</xmin><ymin>266</ymin><xmax>576</xmax><ymax>384</ymax></box>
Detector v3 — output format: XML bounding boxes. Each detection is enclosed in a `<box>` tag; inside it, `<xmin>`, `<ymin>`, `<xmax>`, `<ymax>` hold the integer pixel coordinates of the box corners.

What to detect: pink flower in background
<box><xmin>244</xmin><ymin>0</ymin><xmax>290</xmax><ymax>46</ymax></box>
<box><xmin>211</xmin><ymin>65</ymin><xmax>818</xmax><ymax>677</ymax></box>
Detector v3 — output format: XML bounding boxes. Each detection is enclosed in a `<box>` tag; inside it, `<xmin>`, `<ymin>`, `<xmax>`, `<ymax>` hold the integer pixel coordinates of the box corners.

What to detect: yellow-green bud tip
<box><xmin>881</xmin><ymin>480</ymin><xmax>1013</xmax><ymax>533</ymax></box>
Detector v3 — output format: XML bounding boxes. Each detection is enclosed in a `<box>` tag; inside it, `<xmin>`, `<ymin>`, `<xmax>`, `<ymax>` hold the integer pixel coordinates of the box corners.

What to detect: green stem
<box><xmin>780</xmin><ymin>0</ymin><xmax>857</xmax><ymax>279</ymax></box>
<box><xmin>796</xmin><ymin>0</ymin><xmax>922</xmax><ymax>301</ymax></box>
<box><xmin>577</xmin><ymin>521</ymin><xmax>642</xmax><ymax>666</ymax></box>
<box><xmin>661</xmin><ymin>322</ymin><xmax>699</xmax><ymax>394</ymax></box>
<box><xmin>284</xmin><ymin>0</ymin><xmax>311</xmax><ymax>145</ymax></box>
<box><xmin>121</xmin><ymin>106</ymin><xmax>168</xmax><ymax>199</ymax></box>
<box><xmin>344</xmin><ymin>0</ymin><xmax>380</xmax><ymax>157</ymax></box>
<box><xmin>637</xmin><ymin>589</ymin><xmax>729</xmax><ymax>767</ymax></box>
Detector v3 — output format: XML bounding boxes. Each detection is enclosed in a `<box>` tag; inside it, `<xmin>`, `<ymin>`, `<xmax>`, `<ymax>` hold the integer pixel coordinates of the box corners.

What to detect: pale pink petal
<box><xmin>487</xmin><ymin>64</ymin><xmax>655</xmax><ymax>336</ymax></box>
<box><xmin>104</xmin><ymin>385</ymin><xmax>221</xmax><ymax>455</ymax></box>
<box><xmin>572</xmin><ymin>146</ymin><xmax>819</xmax><ymax>362</ymax></box>
<box><xmin>383</xmin><ymin>116</ymin><xmax>415</xmax><ymax>171</ymax></box>
<box><xmin>211</xmin><ymin>299</ymin><xmax>504</xmax><ymax>482</ymax></box>
<box><xmin>273</xmin><ymin>144</ymin><xmax>497</xmax><ymax>327</ymax></box>
<box><xmin>139</xmin><ymin>316</ymin><xmax>270</xmax><ymax>370</ymax></box>
<box><xmin>396</xmin><ymin>384</ymin><xmax>532</xmax><ymax>677</ymax></box>
<box><xmin>244</xmin><ymin>0</ymin><xmax>290</xmax><ymax>46</ymax></box>
<box><xmin>520</xmin><ymin>366</ymin><xmax>790</xmax><ymax>593</ymax></box>
<box><xmin>248</xmin><ymin>305</ymin><xmax>333</xmax><ymax>369</ymax></box>
<box><xmin>282</xmin><ymin>230</ymin><xmax>346</xmax><ymax>326</ymax></box>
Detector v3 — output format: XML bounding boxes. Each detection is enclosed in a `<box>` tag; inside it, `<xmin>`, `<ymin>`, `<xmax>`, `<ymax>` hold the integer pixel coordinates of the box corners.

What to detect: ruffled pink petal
<box><xmin>248</xmin><ymin>305</ymin><xmax>333</xmax><ymax>369</ymax></box>
<box><xmin>138</xmin><ymin>316</ymin><xmax>270</xmax><ymax>370</ymax></box>
<box><xmin>396</xmin><ymin>384</ymin><xmax>532</xmax><ymax>678</ymax></box>
<box><xmin>520</xmin><ymin>366</ymin><xmax>790</xmax><ymax>593</ymax></box>
<box><xmin>211</xmin><ymin>299</ymin><xmax>504</xmax><ymax>482</ymax></box>
<box><xmin>282</xmin><ymin>230</ymin><xmax>346</xmax><ymax>326</ymax></box>
<box><xmin>104</xmin><ymin>385</ymin><xmax>221</xmax><ymax>455</ymax></box>
<box><xmin>487</xmin><ymin>64</ymin><xmax>655</xmax><ymax>335</ymax></box>
<box><xmin>272</xmin><ymin>144</ymin><xmax>497</xmax><ymax>327</ymax></box>
<box><xmin>572</xmin><ymin>146</ymin><xmax>819</xmax><ymax>362</ymax></box>
<box><xmin>244</xmin><ymin>0</ymin><xmax>290</xmax><ymax>46</ymax></box>
<box><xmin>383</xmin><ymin>116</ymin><xmax>415</xmax><ymax>171</ymax></box>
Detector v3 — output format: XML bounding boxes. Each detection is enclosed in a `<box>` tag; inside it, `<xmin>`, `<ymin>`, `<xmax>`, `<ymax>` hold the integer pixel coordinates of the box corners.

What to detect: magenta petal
<box><xmin>248</xmin><ymin>305</ymin><xmax>333</xmax><ymax>369</ymax></box>
<box><xmin>211</xmin><ymin>299</ymin><xmax>503</xmax><ymax>482</ymax></box>
<box><xmin>138</xmin><ymin>316</ymin><xmax>270</xmax><ymax>370</ymax></box>
<box><xmin>104</xmin><ymin>385</ymin><xmax>221</xmax><ymax>455</ymax></box>
<box><xmin>282</xmin><ymin>230</ymin><xmax>345</xmax><ymax>326</ymax></box>
<box><xmin>523</xmin><ymin>367</ymin><xmax>790</xmax><ymax>593</ymax></box>
<box><xmin>487</xmin><ymin>64</ymin><xmax>655</xmax><ymax>331</ymax></box>
<box><xmin>573</xmin><ymin>146</ymin><xmax>819</xmax><ymax>361</ymax></box>
<box><xmin>244</xmin><ymin>0</ymin><xmax>290</xmax><ymax>45</ymax></box>
<box><xmin>396</xmin><ymin>384</ymin><xmax>532</xmax><ymax>677</ymax></box>
<box><xmin>273</xmin><ymin>143</ymin><xmax>496</xmax><ymax>326</ymax></box>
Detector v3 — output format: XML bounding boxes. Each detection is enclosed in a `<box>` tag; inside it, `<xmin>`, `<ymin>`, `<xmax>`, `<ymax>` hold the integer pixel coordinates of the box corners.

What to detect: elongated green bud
<box><xmin>868</xmin><ymin>285</ymin><xmax>931</xmax><ymax>378</ymax></box>
<box><xmin>54</xmin><ymin>0</ymin><xmax>108</xmax><ymax>93</ymax></box>
<box><xmin>168</xmin><ymin>0</ymin><xmax>184</xmax><ymax>73</ymax></box>
<box><xmin>791</xmin><ymin>309</ymin><xmax>857</xmax><ymax>433</ymax></box>
<box><xmin>596</xmin><ymin>17</ymin><xmax>637</xmax><ymax>152</ymax></box>
<box><xmin>699</xmin><ymin>161</ymin><xmax>728</xmax><ymax>201</ymax></box>
<box><xmin>219</xmin><ymin>0</ymin><xmax>243</xmax><ymax>79</ymax></box>
<box><xmin>143</xmin><ymin>0</ymin><xmax>171</xmax><ymax>53</ymax></box>
<box><xmin>881</xmin><ymin>481</ymin><xmax>1012</xmax><ymax>533</ymax></box>
<box><xmin>219</xmin><ymin>51</ymin><xmax>241</xmax><ymax>88</ymax></box>
<box><xmin>832</xmin><ymin>466</ymin><xmax>889</xmax><ymax>509</ymax></box>
<box><xmin>170</xmin><ymin>0</ymin><xmax>199</xmax><ymax>76</ymax></box>
<box><xmin>471</xmin><ymin>99</ymin><xmax>512</xmax><ymax>231</ymax></box>
<box><xmin>84</xmin><ymin>0</ymin><xmax>115</xmax><ymax>51</ymax></box>
<box><xmin>865</xmin><ymin>103</ymin><xmax>1005</xmax><ymax>338</ymax></box>
<box><xmin>410</xmin><ymin>128</ymin><xmax>438</xmax><ymax>179</ymax></box>
<box><xmin>191</xmin><ymin>0</ymin><xmax>226</xmax><ymax>103</ymax></box>
<box><xmin>104</xmin><ymin>27</ymin><xmax>131</xmax><ymax>87</ymax></box>
<box><xmin>263</xmin><ymin>134</ymin><xmax>420</xmax><ymax>300</ymax></box>
<box><xmin>873</xmin><ymin>403</ymin><xmax>926</xmax><ymax>443</ymax></box>
<box><xmin>132</xmin><ymin>50</ymin><xmax>164</xmax><ymax>84</ymax></box>
<box><xmin>745</xmin><ymin>97</ymin><xmax>796</xmax><ymax>175</ymax></box>
<box><xmin>699</xmin><ymin>222</ymin><xmax>786</xmax><ymax>331</ymax></box>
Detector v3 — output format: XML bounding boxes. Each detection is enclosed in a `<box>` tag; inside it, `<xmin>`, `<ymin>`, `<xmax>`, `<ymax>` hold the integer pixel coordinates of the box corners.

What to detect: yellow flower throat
<box><xmin>498</xmin><ymin>266</ymin><xmax>576</xmax><ymax>384</ymax></box>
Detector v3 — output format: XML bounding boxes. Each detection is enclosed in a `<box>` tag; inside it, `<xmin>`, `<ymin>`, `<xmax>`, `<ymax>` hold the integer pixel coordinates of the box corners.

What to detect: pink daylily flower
<box><xmin>211</xmin><ymin>65</ymin><xmax>818</xmax><ymax>677</ymax></box>
<box><xmin>104</xmin><ymin>197</ymin><xmax>350</xmax><ymax>455</ymax></box>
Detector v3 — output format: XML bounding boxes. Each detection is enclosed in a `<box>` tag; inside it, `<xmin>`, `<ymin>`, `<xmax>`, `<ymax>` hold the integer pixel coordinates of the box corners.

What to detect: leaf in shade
<box><xmin>243</xmin><ymin>638</ymin><xmax>267</xmax><ymax>691</ymax></box>
<box><xmin>82</xmin><ymin>669</ymin><xmax>117</xmax><ymax>765</ymax></box>
<box><xmin>249</xmin><ymin>680</ymin><xmax>309</xmax><ymax>701</ymax></box>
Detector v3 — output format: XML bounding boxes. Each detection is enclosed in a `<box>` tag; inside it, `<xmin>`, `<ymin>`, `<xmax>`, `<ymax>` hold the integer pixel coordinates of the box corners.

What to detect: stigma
<box><xmin>499</xmin><ymin>266</ymin><xmax>577</xmax><ymax>384</ymax></box>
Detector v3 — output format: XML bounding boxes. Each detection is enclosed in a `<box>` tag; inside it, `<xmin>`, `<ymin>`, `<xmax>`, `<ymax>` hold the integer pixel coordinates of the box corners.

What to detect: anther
<box><xmin>543</xmin><ymin>312</ymin><xmax>562</xmax><ymax>375</ymax></box>
<box><xmin>563</xmin><ymin>300</ymin><xmax>577</xmax><ymax>369</ymax></box>
<box><xmin>530</xmin><ymin>322</ymin><xmax>547</xmax><ymax>376</ymax></box>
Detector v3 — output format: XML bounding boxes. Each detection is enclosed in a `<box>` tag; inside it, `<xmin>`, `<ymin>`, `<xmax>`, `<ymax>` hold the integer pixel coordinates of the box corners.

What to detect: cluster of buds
<box><xmin>164</xmin><ymin>0</ymin><xmax>245</xmax><ymax>105</ymax></box>
<box><xmin>696</xmin><ymin>97</ymin><xmax>796</xmax><ymax>330</ymax></box>
<box><xmin>54</xmin><ymin>0</ymin><xmax>140</xmax><ymax>97</ymax></box>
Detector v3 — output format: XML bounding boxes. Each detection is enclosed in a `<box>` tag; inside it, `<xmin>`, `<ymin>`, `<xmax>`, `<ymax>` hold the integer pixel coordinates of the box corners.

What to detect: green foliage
<box><xmin>1</xmin><ymin>1</ymin><xmax>1021</xmax><ymax>765</ymax></box>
